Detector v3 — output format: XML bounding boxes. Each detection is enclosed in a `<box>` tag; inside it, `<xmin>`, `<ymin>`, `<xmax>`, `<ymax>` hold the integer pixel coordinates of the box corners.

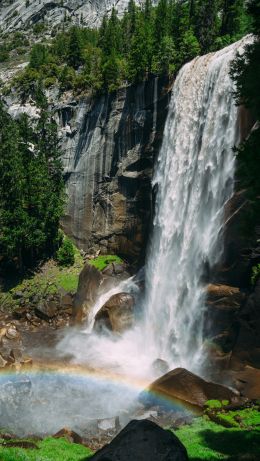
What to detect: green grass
<box><xmin>213</xmin><ymin>408</ymin><xmax>260</xmax><ymax>429</ymax></box>
<box><xmin>0</xmin><ymin>245</ymin><xmax>84</xmax><ymax>311</ymax></box>
<box><xmin>88</xmin><ymin>255</ymin><xmax>123</xmax><ymax>271</ymax></box>
<box><xmin>0</xmin><ymin>437</ymin><xmax>92</xmax><ymax>461</ymax></box>
<box><xmin>56</xmin><ymin>272</ymin><xmax>79</xmax><ymax>292</ymax></box>
<box><xmin>175</xmin><ymin>413</ymin><xmax>260</xmax><ymax>461</ymax></box>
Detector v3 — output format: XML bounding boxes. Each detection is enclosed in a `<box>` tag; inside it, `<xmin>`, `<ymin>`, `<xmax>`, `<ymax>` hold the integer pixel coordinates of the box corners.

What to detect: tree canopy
<box><xmin>0</xmin><ymin>103</ymin><xmax>64</xmax><ymax>270</ymax></box>
<box><xmin>11</xmin><ymin>0</ymin><xmax>251</xmax><ymax>97</ymax></box>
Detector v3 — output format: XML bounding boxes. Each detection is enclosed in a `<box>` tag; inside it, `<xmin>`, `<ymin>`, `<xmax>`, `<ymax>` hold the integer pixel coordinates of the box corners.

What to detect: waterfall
<box><xmin>58</xmin><ymin>38</ymin><xmax>250</xmax><ymax>384</ymax></box>
<box><xmin>143</xmin><ymin>38</ymin><xmax>249</xmax><ymax>372</ymax></box>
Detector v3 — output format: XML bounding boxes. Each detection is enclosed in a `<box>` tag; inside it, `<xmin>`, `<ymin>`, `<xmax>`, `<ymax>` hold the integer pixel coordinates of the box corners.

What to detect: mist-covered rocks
<box><xmin>141</xmin><ymin>368</ymin><xmax>240</xmax><ymax>410</ymax></box>
<box><xmin>94</xmin><ymin>292</ymin><xmax>135</xmax><ymax>334</ymax></box>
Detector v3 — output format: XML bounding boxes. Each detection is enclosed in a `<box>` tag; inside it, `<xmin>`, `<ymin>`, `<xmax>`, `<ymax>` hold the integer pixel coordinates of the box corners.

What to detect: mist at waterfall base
<box><xmin>59</xmin><ymin>38</ymin><xmax>245</xmax><ymax>376</ymax></box>
<box><xmin>0</xmin><ymin>38</ymin><xmax>249</xmax><ymax>436</ymax></box>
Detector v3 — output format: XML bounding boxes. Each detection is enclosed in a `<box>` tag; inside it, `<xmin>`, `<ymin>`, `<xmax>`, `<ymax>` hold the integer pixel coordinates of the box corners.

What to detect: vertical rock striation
<box><xmin>58</xmin><ymin>77</ymin><xmax>170</xmax><ymax>261</ymax></box>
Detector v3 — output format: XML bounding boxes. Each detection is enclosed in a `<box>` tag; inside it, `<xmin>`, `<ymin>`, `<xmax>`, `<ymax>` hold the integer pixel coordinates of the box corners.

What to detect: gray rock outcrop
<box><xmin>59</xmin><ymin>76</ymin><xmax>170</xmax><ymax>260</ymax></box>
<box><xmin>0</xmin><ymin>0</ymin><xmax>153</xmax><ymax>33</ymax></box>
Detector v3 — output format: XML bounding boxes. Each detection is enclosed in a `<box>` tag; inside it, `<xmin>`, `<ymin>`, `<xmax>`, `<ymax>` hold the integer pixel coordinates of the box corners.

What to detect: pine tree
<box><xmin>128</xmin><ymin>14</ymin><xmax>150</xmax><ymax>81</ymax></box>
<box><xmin>221</xmin><ymin>0</ymin><xmax>245</xmax><ymax>37</ymax></box>
<box><xmin>0</xmin><ymin>103</ymin><xmax>26</xmax><ymax>267</ymax></box>
<box><xmin>154</xmin><ymin>0</ymin><xmax>170</xmax><ymax>51</ymax></box>
<box><xmin>0</xmin><ymin>103</ymin><xmax>64</xmax><ymax>269</ymax></box>
<box><xmin>67</xmin><ymin>26</ymin><xmax>83</xmax><ymax>69</ymax></box>
<box><xmin>230</xmin><ymin>0</ymin><xmax>260</xmax><ymax>235</ymax></box>
<box><xmin>194</xmin><ymin>0</ymin><xmax>219</xmax><ymax>52</ymax></box>
<box><xmin>29</xmin><ymin>44</ymin><xmax>48</xmax><ymax>69</ymax></box>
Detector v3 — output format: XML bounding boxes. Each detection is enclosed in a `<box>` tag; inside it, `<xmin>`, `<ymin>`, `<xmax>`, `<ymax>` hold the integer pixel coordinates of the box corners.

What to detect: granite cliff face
<box><xmin>57</xmin><ymin>76</ymin><xmax>170</xmax><ymax>261</ymax></box>
<box><xmin>0</xmin><ymin>0</ymin><xmax>151</xmax><ymax>32</ymax></box>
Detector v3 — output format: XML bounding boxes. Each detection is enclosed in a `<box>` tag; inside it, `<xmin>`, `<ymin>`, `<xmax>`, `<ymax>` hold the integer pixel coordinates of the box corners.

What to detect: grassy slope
<box><xmin>0</xmin><ymin>409</ymin><xmax>259</xmax><ymax>461</ymax></box>
<box><xmin>0</xmin><ymin>253</ymin><xmax>123</xmax><ymax>311</ymax></box>
<box><xmin>0</xmin><ymin>437</ymin><xmax>92</xmax><ymax>461</ymax></box>
<box><xmin>88</xmin><ymin>255</ymin><xmax>123</xmax><ymax>271</ymax></box>
<box><xmin>175</xmin><ymin>410</ymin><xmax>260</xmax><ymax>461</ymax></box>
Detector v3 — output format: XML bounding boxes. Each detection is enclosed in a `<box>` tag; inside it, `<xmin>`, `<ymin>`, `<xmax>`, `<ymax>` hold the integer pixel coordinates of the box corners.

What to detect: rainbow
<box><xmin>0</xmin><ymin>362</ymin><xmax>197</xmax><ymax>414</ymax></box>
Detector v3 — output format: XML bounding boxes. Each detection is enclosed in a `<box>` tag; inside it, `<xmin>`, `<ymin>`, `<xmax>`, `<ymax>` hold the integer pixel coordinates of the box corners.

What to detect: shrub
<box><xmin>56</xmin><ymin>237</ymin><xmax>75</xmax><ymax>267</ymax></box>
<box><xmin>251</xmin><ymin>264</ymin><xmax>260</xmax><ymax>286</ymax></box>
<box><xmin>205</xmin><ymin>399</ymin><xmax>229</xmax><ymax>409</ymax></box>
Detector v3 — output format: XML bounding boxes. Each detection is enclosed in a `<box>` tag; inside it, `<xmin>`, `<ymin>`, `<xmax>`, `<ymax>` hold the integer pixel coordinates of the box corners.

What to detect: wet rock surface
<box><xmin>85</xmin><ymin>419</ymin><xmax>188</xmax><ymax>461</ymax></box>
<box><xmin>94</xmin><ymin>292</ymin><xmax>135</xmax><ymax>333</ymax></box>
<box><xmin>73</xmin><ymin>264</ymin><xmax>103</xmax><ymax>323</ymax></box>
<box><xmin>142</xmin><ymin>368</ymin><xmax>240</xmax><ymax>409</ymax></box>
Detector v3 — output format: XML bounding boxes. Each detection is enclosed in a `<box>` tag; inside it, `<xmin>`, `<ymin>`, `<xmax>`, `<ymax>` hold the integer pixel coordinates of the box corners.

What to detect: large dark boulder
<box><xmin>142</xmin><ymin>368</ymin><xmax>239</xmax><ymax>409</ymax></box>
<box><xmin>72</xmin><ymin>264</ymin><xmax>103</xmax><ymax>323</ymax></box>
<box><xmin>86</xmin><ymin>419</ymin><xmax>188</xmax><ymax>461</ymax></box>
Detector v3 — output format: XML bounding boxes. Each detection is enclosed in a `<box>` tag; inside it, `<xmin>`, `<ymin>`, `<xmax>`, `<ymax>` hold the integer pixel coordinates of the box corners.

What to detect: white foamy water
<box><xmin>143</xmin><ymin>38</ymin><xmax>250</xmax><ymax>372</ymax></box>
<box><xmin>59</xmin><ymin>38</ymin><xmax>249</xmax><ymax>380</ymax></box>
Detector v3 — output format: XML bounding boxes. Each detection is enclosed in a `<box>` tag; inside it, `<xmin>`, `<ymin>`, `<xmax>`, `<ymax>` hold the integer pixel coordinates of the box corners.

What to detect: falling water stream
<box><xmin>143</xmin><ymin>39</ymin><xmax>248</xmax><ymax>372</ymax></box>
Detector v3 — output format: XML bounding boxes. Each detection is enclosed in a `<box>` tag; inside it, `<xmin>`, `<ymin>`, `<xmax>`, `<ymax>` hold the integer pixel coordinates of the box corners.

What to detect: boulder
<box><xmin>231</xmin><ymin>365</ymin><xmax>260</xmax><ymax>400</ymax></box>
<box><xmin>34</xmin><ymin>301</ymin><xmax>57</xmax><ymax>321</ymax></box>
<box><xmin>73</xmin><ymin>264</ymin><xmax>103</xmax><ymax>323</ymax></box>
<box><xmin>97</xmin><ymin>416</ymin><xmax>120</xmax><ymax>432</ymax></box>
<box><xmin>86</xmin><ymin>419</ymin><xmax>188</xmax><ymax>461</ymax></box>
<box><xmin>142</xmin><ymin>368</ymin><xmax>239</xmax><ymax>409</ymax></box>
<box><xmin>204</xmin><ymin>284</ymin><xmax>246</xmax><ymax>352</ymax></box>
<box><xmin>152</xmin><ymin>359</ymin><xmax>170</xmax><ymax>376</ymax></box>
<box><xmin>53</xmin><ymin>427</ymin><xmax>83</xmax><ymax>445</ymax></box>
<box><xmin>94</xmin><ymin>293</ymin><xmax>135</xmax><ymax>333</ymax></box>
<box><xmin>206</xmin><ymin>284</ymin><xmax>245</xmax><ymax>308</ymax></box>
<box><xmin>5</xmin><ymin>326</ymin><xmax>20</xmax><ymax>341</ymax></box>
<box><xmin>0</xmin><ymin>352</ymin><xmax>7</xmax><ymax>368</ymax></box>
<box><xmin>61</xmin><ymin>293</ymin><xmax>73</xmax><ymax>308</ymax></box>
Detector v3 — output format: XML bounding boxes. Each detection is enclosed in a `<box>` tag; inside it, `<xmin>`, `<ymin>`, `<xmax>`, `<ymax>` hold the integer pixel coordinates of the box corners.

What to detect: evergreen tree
<box><xmin>154</xmin><ymin>0</ymin><xmax>170</xmax><ymax>51</ymax></box>
<box><xmin>194</xmin><ymin>0</ymin><xmax>219</xmax><ymax>52</ymax></box>
<box><xmin>221</xmin><ymin>0</ymin><xmax>245</xmax><ymax>37</ymax></box>
<box><xmin>29</xmin><ymin>44</ymin><xmax>48</xmax><ymax>69</ymax></box>
<box><xmin>0</xmin><ymin>103</ymin><xmax>27</xmax><ymax>267</ymax></box>
<box><xmin>230</xmin><ymin>0</ymin><xmax>260</xmax><ymax>232</ymax></box>
<box><xmin>128</xmin><ymin>14</ymin><xmax>150</xmax><ymax>81</ymax></box>
<box><xmin>67</xmin><ymin>26</ymin><xmax>83</xmax><ymax>69</ymax></box>
<box><xmin>0</xmin><ymin>102</ymin><xmax>64</xmax><ymax>269</ymax></box>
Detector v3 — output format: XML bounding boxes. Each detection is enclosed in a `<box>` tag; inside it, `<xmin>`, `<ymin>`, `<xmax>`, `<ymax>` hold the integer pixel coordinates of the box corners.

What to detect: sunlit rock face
<box><xmin>58</xmin><ymin>77</ymin><xmax>170</xmax><ymax>260</ymax></box>
<box><xmin>0</xmin><ymin>0</ymin><xmax>155</xmax><ymax>32</ymax></box>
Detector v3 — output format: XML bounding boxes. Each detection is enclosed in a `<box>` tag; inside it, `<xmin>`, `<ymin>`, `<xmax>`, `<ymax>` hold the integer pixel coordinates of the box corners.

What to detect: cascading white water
<box><xmin>58</xmin><ymin>38</ymin><xmax>250</xmax><ymax>383</ymax></box>
<box><xmin>143</xmin><ymin>38</ymin><xmax>250</xmax><ymax>372</ymax></box>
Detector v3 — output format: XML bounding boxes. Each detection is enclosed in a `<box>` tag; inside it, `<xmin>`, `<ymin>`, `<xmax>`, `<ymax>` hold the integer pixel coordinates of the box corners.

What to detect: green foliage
<box><xmin>205</xmin><ymin>400</ymin><xmax>229</xmax><ymax>409</ymax></box>
<box><xmin>0</xmin><ymin>103</ymin><xmax>64</xmax><ymax>270</ymax></box>
<box><xmin>12</xmin><ymin>0</ymin><xmax>252</xmax><ymax>97</ymax></box>
<box><xmin>88</xmin><ymin>254</ymin><xmax>123</xmax><ymax>271</ymax></box>
<box><xmin>29</xmin><ymin>44</ymin><xmax>48</xmax><ymax>69</ymax></box>
<box><xmin>56</xmin><ymin>271</ymin><xmax>79</xmax><ymax>291</ymax></box>
<box><xmin>251</xmin><ymin>263</ymin><xmax>260</xmax><ymax>285</ymax></box>
<box><xmin>56</xmin><ymin>236</ymin><xmax>75</xmax><ymax>267</ymax></box>
<box><xmin>0</xmin><ymin>46</ymin><xmax>9</xmax><ymax>62</ymax></box>
<box><xmin>0</xmin><ymin>436</ymin><xmax>92</xmax><ymax>461</ymax></box>
<box><xmin>230</xmin><ymin>0</ymin><xmax>260</xmax><ymax>236</ymax></box>
<box><xmin>33</xmin><ymin>22</ymin><xmax>46</xmax><ymax>35</ymax></box>
<box><xmin>175</xmin><ymin>410</ymin><xmax>260</xmax><ymax>461</ymax></box>
<box><xmin>67</xmin><ymin>26</ymin><xmax>84</xmax><ymax>69</ymax></box>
